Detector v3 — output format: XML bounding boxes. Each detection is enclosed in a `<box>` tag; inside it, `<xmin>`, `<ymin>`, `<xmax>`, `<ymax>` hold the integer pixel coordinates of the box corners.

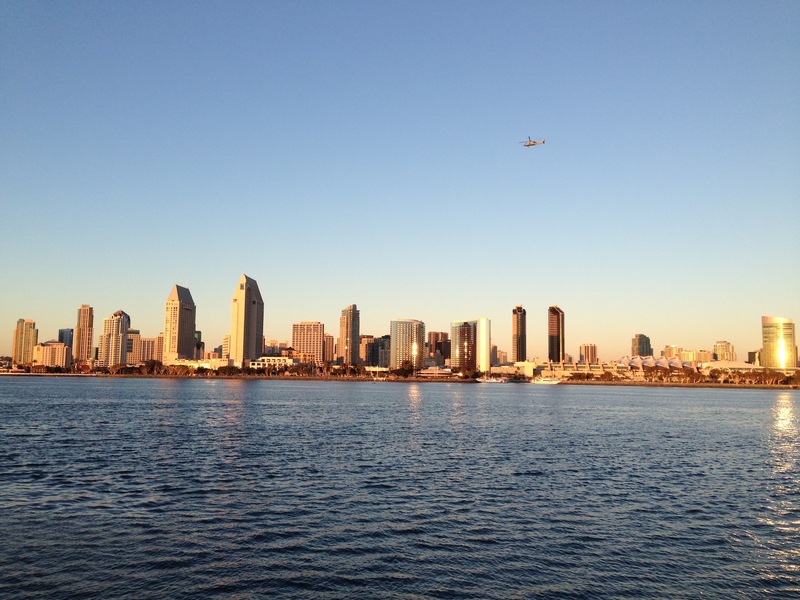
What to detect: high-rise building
<box><xmin>74</xmin><ymin>304</ymin><xmax>94</xmax><ymax>363</ymax></box>
<box><xmin>631</xmin><ymin>333</ymin><xmax>652</xmax><ymax>357</ymax></box>
<box><xmin>389</xmin><ymin>319</ymin><xmax>426</xmax><ymax>370</ymax></box>
<box><xmin>761</xmin><ymin>316</ymin><xmax>797</xmax><ymax>369</ymax></box>
<box><xmin>324</xmin><ymin>334</ymin><xmax>334</xmax><ymax>363</ymax></box>
<box><xmin>163</xmin><ymin>284</ymin><xmax>197</xmax><ymax>364</ymax></box>
<box><xmin>126</xmin><ymin>329</ymin><xmax>142</xmax><ymax>365</ymax></box>
<box><xmin>359</xmin><ymin>335</ymin><xmax>376</xmax><ymax>366</ymax></box>
<box><xmin>292</xmin><ymin>322</ymin><xmax>325</xmax><ymax>365</ymax></box>
<box><xmin>548</xmin><ymin>306</ymin><xmax>565</xmax><ymax>363</ymax></box>
<box><xmin>450</xmin><ymin>317</ymin><xmax>491</xmax><ymax>373</ymax></box>
<box><xmin>338</xmin><ymin>304</ymin><xmax>360</xmax><ymax>366</ymax></box>
<box><xmin>512</xmin><ymin>305</ymin><xmax>527</xmax><ymax>362</ymax></box>
<box><xmin>579</xmin><ymin>343</ymin><xmax>598</xmax><ymax>364</ymax></box>
<box><xmin>12</xmin><ymin>319</ymin><xmax>38</xmax><ymax>366</ymax></box>
<box><xmin>139</xmin><ymin>337</ymin><xmax>156</xmax><ymax>363</ymax></box>
<box><xmin>230</xmin><ymin>274</ymin><xmax>264</xmax><ymax>367</ymax></box>
<box><xmin>662</xmin><ymin>345</ymin><xmax>682</xmax><ymax>359</ymax></box>
<box><xmin>58</xmin><ymin>328</ymin><xmax>74</xmax><ymax>351</ymax></box>
<box><xmin>98</xmin><ymin>311</ymin><xmax>131</xmax><ymax>367</ymax></box>
<box><xmin>427</xmin><ymin>332</ymin><xmax>448</xmax><ymax>357</ymax></box>
<box><xmin>713</xmin><ymin>341</ymin><xmax>736</xmax><ymax>362</ymax></box>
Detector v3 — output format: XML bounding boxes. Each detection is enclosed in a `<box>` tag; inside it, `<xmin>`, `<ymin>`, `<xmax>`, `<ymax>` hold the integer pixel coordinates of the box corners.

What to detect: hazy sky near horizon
<box><xmin>2</xmin><ymin>1</ymin><xmax>798</xmax><ymax>360</ymax></box>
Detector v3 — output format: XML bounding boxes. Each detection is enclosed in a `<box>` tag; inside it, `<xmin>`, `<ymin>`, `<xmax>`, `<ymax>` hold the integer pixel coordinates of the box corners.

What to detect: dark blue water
<box><xmin>1</xmin><ymin>378</ymin><xmax>798</xmax><ymax>598</ymax></box>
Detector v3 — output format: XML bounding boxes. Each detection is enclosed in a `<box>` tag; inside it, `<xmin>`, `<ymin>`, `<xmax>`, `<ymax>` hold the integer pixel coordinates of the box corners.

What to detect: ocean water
<box><xmin>0</xmin><ymin>377</ymin><xmax>798</xmax><ymax>598</ymax></box>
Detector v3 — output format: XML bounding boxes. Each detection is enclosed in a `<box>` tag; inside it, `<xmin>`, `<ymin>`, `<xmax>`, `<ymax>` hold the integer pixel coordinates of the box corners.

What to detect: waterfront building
<box><xmin>139</xmin><ymin>337</ymin><xmax>156</xmax><ymax>363</ymax></box>
<box><xmin>512</xmin><ymin>305</ymin><xmax>527</xmax><ymax>363</ymax></box>
<box><xmin>32</xmin><ymin>340</ymin><xmax>71</xmax><ymax>369</ymax></box>
<box><xmin>292</xmin><ymin>322</ymin><xmax>325</xmax><ymax>365</ymax></box>
<box><xmin>451</xmin><ymin>317</ymin><xmax>491</xmax><ymax>373</ymax></box>
<box><xmin>497</xmin><ymin>349</ymin><xmax>508</xmax><ymax>365</ymax></box>
<box><xmin>389</xmin><ymin>319</ymin><xmax>426</xmax><ymax>371</ymax></box>
<box><xmin>548</xmin><ymin>306</ymin><xmax>565</xmax><ymax>363</ymax></box>
<box><xmin>12</xmin><ymin>319</ymin><xmax>38</xmax><ymax>366</ymax></box>
<box><xmin>229</xmin><ymin>274</ymin><xmax>264</xmax><ymax>368</ymax></box>
<box><xmin>375</xmin><ymin>334</ymin><xmax>391</xmax><ymax>368</ymax></box>
<box><xmin>359</xmin><ymin>335</ymin><xmax>375</xmax><ymax>366</ymax></box>
<box><xmin>713</xmin><ymin>341</ymin><xmax>736</xmax><ymax>362</ymax></box>
<box><xmin>324</xmin><ymin>334</ymin><xmax>334</xmax><ymax>363</ymax></box>
<box><xmin>427</xmin><ymin>332</ymin><xmax>448</xmax><ymax>357</ymax></box>
<box><xmin>58</xmin><ymin>328</ymin><xmax>73</xmax><ymax>351</ymax></box>
<box><xmin>579</xmin><ymin>343</ymin><xmax>598</xmax><ymax>364</ymax></box>
<box><xmin>155</xmin><ymin>333</ymin><xmax>164</xmax><ymax>363</ymax></box>
<box><xmin>98</xmin><ymin>311</ymin><xmax>131</xmax><ymax>367</ymax></box>
<box><xmin>631</xmin><ymin>333</ymin><xmax>652</xmax><ymax>357</ymax></box>
<box><xmin>126</xmin><ymin>329</ymin><xmax>142</xmax><ymax>365</ymax></box>
<box><xmin>73</xmin><ymin>304</ymin><xmax>94</xmax><ymax>363</ymax></box>
<box><xmin>662</xmin><ymin>345</ymin><xmax>682</xmax><ymax>359</ymax></box>
<box><xmin>163</xmin><ymin>284</ymin><xmax>197</xmax><ymax>364</ymax></box>
<box><xmin>761</xmin><ymin>316</ymin><xmax>797</xmax><ymax>369</ymax></box>
<box><xmin>338</xmin><ymin>304</ymin><xmax>360</xmax><ymax>366</ymax></box>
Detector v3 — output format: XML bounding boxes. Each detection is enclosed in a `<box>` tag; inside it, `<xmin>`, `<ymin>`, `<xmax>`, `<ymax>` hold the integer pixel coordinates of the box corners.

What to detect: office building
<box><xmin>359</xmin><ymin>335</ymin><xmax>376</xmax><ymax>366</ymax></box>
<box><xmin>292</xmin><ymin>322</ymin><xmax>325</xmax><ymax>365</ymax></box>
<box><xmin>548</xmin><ymin>306</ymin><xmax>565</xmax><ymax>363</ymax></box>
<box><xmin>58</xmin><ymin>328</ymin><xmax>73</xmax><ymax>351</ymax></box>
<box><xmin>324</xmin><ymin>334</ymin><xmax>334</xmax><ymax>363</ymax></box>
<box><xmin>163</xmin><ymin>284</ymin><xmax>197</xmax><ymax>364</ymax></box>
<box><xmin>74</xmin><ymin>304</ymin><xmax>94</xmax><ymax>363</ymax></box>
<box><xmin>126</xmin><ymin>329</ymin><xmax>142</xmax><ymax>365</ymax></box>
<box><xmin>98</xmin><ymin>310</ymin><xmax>131</xmax><ymax>367</ymax></box>
<box><xmin>512</xmin><ymin>305</ymin><xmax>527</xmax><ymax>362</ymax></box>
<box><xmin>427</xmin><ymin>332</ymin><xmax>448</xmax><ymax>357</ymax></box>
<box><xmin>761</xmin><ymin>316</ymin><xmax>797</xmax><ymax>369</ymax></box>
<box><xmin>631</xmin><ymin>333</ymin><xmax>652</xmax><ymax>357</ymax></box>
<box><xmin>230</xmin><ymin>274</ymin><xmax>264</xmax><ymax>367</ymax></box>
<box><xmin>389</xmin><ymin>319</ymin><xmax>426</xmax><ymax>371</ymax></box>
<box><xmin>338</xmin><ymin>304</ymin><xmax>360</xmax><ymax>366</ymax></box>
<box><xmin>450</xmin><ymin>317</ymin><xmax>491</xmax><ymax>373</ymax></box>
<box><xmin>579</xmin><ymin>343</ymin><xmax>598</xmax><ymax>364</ymax></box>
<box><xmin>12</xmin><ymin>319</ymin><xmax>38</xmax><ymax>366</ymax></box>
<box><xmin>713</xmin><ymin>341</ymin><xmax>736</xmax><ymax>362</ymax></box>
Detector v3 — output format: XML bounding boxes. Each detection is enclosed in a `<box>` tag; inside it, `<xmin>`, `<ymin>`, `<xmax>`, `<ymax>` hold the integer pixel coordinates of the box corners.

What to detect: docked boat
<box><xmin>532</xmin><ymin>376</ymin><xmax>561</xmax><ymax>385</ymax></box>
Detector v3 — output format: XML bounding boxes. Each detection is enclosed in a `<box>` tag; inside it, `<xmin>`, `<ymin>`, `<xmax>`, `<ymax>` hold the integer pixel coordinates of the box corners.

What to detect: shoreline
<box><xmin>1</xmin><ymin>371</ymin><xmax>797</xmax><ymax>390</ymax></box>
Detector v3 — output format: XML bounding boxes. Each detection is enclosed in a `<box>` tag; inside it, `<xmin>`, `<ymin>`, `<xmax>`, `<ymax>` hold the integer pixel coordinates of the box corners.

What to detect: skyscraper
<box><xmin>58</xmin><ymin>328</ymin><xmax>74</xmax><ymax>351</ymax></box>
<box><xmin>292</xmin><ymin>322</ymin><xmax>325</xmax><ymax>365</ymax></box>
<box><xmin>389</xmin><ymin>319</ymin><xmax>426</xmax><ymax>370</ymax></box>
<box><xmin>163</xmin><ymin>284</ymin><xmax>197</xmax><ymax>364</ymax></box>
<box><xmin>761</xmin><ymin>316</ymin><xmax>797</xmax><ymax>369</ymax></box>
<box><xmin>450</xmin><ymin>317</ymin><xmax>491</xmax><ymax>373</ymax></box>
<box><xmin>512</xmin><ymin>305</ymin><xmax>527</xmax><ymax>362</ymax></box>
<box><xmin>631</xmin><ymin>333</ymin><xmax>653</xmax><ymax>357</ymax></box>
<box><xmin>548</xmin><ymin>305</ymin><xmax>565</xmax><ymax>363</ymax></box>
<box><xmin>338</xmin><ymin>304</ymin><xmax>360</xmax><ymax>366</ymax></box>
<box><xmin>74</xmin><ymin>304</ymin><xmax>94</xmax><ymax>363</ymax></box>
<box><xmin>98</xmin><ymin>310</ymin><xmax>130</xmax><ymax>367</ymax></box>
<box><xmin>12</xmin><ymin>319</ymin><xmax>38</xmax><ymax>366</ymax></box>
<box><xmin>230</xmin><ymin>274</ymin><xmax>264</xmax><ymax>367</ymax></box>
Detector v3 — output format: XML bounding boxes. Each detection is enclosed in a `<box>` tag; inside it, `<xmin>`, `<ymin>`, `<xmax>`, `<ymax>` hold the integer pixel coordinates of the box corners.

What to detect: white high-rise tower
<box><xmin>230</xmin><ymin>274</ymin><xmax>264</xmax><ymax>367</ymax></box>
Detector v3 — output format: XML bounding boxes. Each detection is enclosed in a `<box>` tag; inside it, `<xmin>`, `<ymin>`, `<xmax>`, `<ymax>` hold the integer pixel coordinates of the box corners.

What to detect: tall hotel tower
<box><xmin>12</xmin><ymin>319</ymin><xmax>38</xmax><ymax>366</ymax></box>
<box><xmin>761</xmin><ymin>316</ymin><xmax>797</xmax><ymax>369</ymax></box>
<box><xmin>548</xmin><ymin>305</ymin><xmax>565</xmax><ymax>363</ymax></box>
<box><xmin>450</xmin><ymin>317</ymin><xmax>491</xmax><ymax>373</ymax></box>
<box><xmin>512</xmin><ymin>305</ymin><xmax>527</xmax><ymax>363</ymax></box>
<box><xmin>98</xmin><ymin>310</ymin><xmax>130</xmax><ymax>367</ymax></box>
<box><xmin>230</xmin><ymin>274</ymin><xmax>264</xmax><ymax>368</ymax></box>
<box><xmin>389</xmin><ymin>319</ymin><xmax>426</xmax><ymax>371</ymax></box>
<box><xmin>163</xmin><ymin>284</ymin><xmax>197</xmax><ymax>364</ymax></box>
<box><xmin>292</xmin><ymin>322</ymin><xmax>325</xmax><ymax>365</ymax></box>
<box><xmin>338</xmin><ymin>304</ymin><xmax>360</xmax><ymax>366</ymax></box>
<box><xmin>74</xmin><ymin>304</ymin><xmax>94</xmax><ymax>363</ymax></box>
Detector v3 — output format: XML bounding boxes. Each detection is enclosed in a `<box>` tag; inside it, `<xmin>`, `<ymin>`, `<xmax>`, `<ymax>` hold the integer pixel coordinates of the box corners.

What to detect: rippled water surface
<box><xmin>1</xmin><ymin>378</ymin><xmax>798</xmax><ymax>598</ymax></box>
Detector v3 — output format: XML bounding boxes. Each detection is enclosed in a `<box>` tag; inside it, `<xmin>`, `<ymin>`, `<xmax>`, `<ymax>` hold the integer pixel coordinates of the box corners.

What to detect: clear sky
<box><xmin>2</xmin><ymin>1</ymin><xmax>798</xmax><ymax>360</ymax></box>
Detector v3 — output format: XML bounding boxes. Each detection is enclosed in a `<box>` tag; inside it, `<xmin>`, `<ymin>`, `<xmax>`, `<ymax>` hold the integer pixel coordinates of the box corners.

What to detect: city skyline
<box><xmin>1</xmin><ymin>3</ymin><xmax>798</xmax><ymax>359</ymax></box>
<box><xmin>2</xmin><ymin>280</ymin><xmax>797</xmax><ymax>365</ymax></box>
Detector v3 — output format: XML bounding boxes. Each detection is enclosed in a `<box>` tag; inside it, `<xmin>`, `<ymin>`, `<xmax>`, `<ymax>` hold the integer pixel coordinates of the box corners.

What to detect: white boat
<box><xmin>478</xmin><ymin>376</ymin><xmax>508</xmax><ymax>383</ymax></box>
<box><xmin>532</xmin><ymin>376</ymin><xmax>561</xmax><ymax>385</ymax></box>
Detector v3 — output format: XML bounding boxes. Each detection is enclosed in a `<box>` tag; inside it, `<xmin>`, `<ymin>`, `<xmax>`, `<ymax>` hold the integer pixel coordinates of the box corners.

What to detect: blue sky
<box><xmin>2</xmin><ymin>1</ymin><xmax>798</xmax><ymax>360</ymax></box>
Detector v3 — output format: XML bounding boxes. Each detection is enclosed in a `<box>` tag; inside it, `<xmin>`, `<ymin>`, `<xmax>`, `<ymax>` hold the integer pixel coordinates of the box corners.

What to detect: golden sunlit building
<box><xmin>761</xmin><ymin>316</ymin><xmax>797</xmax><ymax>369</ymax></box>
